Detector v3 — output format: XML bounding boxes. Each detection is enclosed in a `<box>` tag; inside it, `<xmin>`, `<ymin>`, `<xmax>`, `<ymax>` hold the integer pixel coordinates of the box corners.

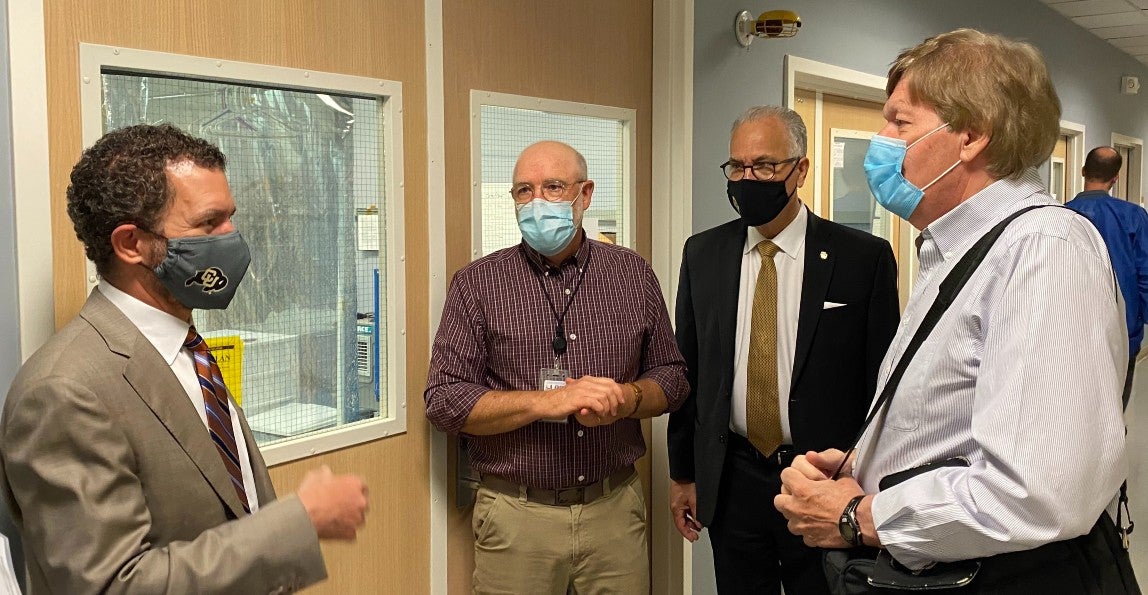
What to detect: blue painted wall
<box><xmin>693</xmin><ymin>0</ymin><xmax>1148</xmax><ymax>233</ymax></box>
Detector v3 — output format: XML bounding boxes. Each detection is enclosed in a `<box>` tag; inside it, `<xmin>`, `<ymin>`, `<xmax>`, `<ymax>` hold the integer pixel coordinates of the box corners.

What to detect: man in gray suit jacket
<box><xmin>0</xmin><ymin>124</ymin><xmax>369</xmax><ymax>594</ymax></box>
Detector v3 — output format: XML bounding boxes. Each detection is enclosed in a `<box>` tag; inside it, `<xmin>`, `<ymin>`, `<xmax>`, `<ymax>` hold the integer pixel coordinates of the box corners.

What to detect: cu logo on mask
<box><xmin>185</xmin><ymin>267</ymin><xmax>229</xmax><ymax>294</ymax></box>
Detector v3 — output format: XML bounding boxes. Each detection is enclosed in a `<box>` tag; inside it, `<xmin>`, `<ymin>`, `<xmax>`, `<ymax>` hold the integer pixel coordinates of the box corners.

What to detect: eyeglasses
<box><xmin>510</xmin><ymin>179</ymin><xmax>587</xmax><ymax>203</ymax></box>
<box><xmin>719</xmin><ymin>157</ymin><xmax>800</xmax><ymax>181</ymax></box>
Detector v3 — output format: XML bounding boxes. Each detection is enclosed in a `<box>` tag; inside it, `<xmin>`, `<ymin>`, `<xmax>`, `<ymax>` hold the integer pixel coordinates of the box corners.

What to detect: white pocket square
<box><xmin>823</xmin><ymin>301</ymin><xmax>847</xmax><ymax>309</ymax></box>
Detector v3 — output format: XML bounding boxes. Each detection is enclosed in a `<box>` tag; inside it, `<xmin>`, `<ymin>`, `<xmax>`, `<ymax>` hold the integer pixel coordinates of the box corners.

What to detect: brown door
<box><xmin>441</xmin><ymin>2</ymin><xmax>657</xmax><ymax>593</ymax></box>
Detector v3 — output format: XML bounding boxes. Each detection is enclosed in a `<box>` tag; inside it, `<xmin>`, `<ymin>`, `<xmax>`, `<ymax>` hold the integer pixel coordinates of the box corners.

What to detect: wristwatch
<box><xmin>838</xmin><ymin>495</ymin><xmax>866</xmax><ymax>547</ymax></box>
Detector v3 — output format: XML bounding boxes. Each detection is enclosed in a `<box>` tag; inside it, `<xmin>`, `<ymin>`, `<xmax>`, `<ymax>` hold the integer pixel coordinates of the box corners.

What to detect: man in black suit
<box><xmin>667</xmin><ymin>106</ymin><xmax>899</xmax><ymax>594</ymax></box>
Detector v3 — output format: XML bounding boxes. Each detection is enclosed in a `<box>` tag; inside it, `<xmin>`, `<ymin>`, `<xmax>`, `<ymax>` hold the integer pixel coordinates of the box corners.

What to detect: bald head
<box><xmin>513</xmin><ymin>141</ymin><xmax>588</xmax><ymax>183</ymax></box>
<box><xmin>1083</xmin><ymin>146</ymin><xmax>1122</xmax><ymax>183</ymax></box>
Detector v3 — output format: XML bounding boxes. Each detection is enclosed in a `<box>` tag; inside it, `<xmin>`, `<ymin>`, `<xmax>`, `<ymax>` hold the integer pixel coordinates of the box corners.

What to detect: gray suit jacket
<box><xmin>0</xmin><ymin>290</ymin><xmax>326</xmax><ymax>594</ymax></box>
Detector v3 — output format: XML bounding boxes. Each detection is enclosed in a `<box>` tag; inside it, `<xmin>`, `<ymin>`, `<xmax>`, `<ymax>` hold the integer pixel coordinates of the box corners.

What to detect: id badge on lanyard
<box><xmin>533</xmin><ymin>244</ymin><xmax>591</xmax><ymax>424</ymax></box>
<box><xmin>539</xmin><ymin>360</ymin><xmax>569</xmax><ymax>423</ymax></box>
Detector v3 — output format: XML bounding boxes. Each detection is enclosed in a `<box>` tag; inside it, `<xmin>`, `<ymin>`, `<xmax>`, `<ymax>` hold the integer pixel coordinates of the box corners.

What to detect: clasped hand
<box><xmin>774</xmin><ymin>449</ymin><xmax>865</xmax><ymax>548</ymax></box>
<box><xmin>547</xmin><ymin>376</ymin><xmax>632</xmax><ymax>426</ymax></box>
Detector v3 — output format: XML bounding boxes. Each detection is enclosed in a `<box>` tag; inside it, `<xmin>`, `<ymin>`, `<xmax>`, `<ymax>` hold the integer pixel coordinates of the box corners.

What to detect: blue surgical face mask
<box><xmin>863</xmin><ymin>123</ymin><xmax>960</xmax><ymax>220</ymax></box>
<box><xmin>150</xmin><ymin>231</ymin><xmax>252</xmax><ymax>310</ymax></box>
<box><xmin>516</xmin><ymin>197</ymin><xmax>581</xmax><ymax>256</ymax></box>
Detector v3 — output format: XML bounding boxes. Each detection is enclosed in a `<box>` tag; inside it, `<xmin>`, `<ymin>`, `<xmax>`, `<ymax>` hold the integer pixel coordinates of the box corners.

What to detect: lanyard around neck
<box><xmin>532</xmin><ymin>243</ymin><xmax>593</xmax><ymax>361</ymax></box>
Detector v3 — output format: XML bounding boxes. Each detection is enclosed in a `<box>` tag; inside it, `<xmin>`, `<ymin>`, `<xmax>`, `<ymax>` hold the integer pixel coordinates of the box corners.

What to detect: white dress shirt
<box><xmin>731</xmin><ymin>207</ymin><xmax>807</xmax><ymax>443</ymax></box>
<box><xmin>853</xmin><ymin>170</ymin><xmax>1127</xmax><ymax>569</ymax></box>
<box><xmin>99</xmin><ymin>282</ymin><xmax>260</xmax><ymax>512</ymax></box>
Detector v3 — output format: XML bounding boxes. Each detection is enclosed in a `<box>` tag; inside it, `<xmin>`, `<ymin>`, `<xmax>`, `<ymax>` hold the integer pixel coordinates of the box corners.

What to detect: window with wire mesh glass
<box><xmin>102</xmin><ymin>72</ymin><xmax>389</xmax><ymax>446</ymax></box>
<box><xmin>479</xmin><ymin>105</ymin><xmax>627</xmax><ymax>256</ymax></box>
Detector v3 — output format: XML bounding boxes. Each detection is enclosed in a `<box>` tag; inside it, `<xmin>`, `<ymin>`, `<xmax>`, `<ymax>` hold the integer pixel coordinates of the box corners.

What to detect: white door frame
<box><xmin>5</xmin><ymin>0</ymin><xmax>53</xmax><ymax>359</ymax></box>
<box><xmin>1060</xmin><ymin>120</ymin><xmax>1086</xmax><ymax>199</ymax></box>
<box><xmin>651</xmin><ymin>0</ymin><xmax>694</xmax><ymax>593</ymax></box>
<box><xmin>1113</xmin><ymin>132</ymin><xmax>1145</xmax><ymax>205</ymax></box>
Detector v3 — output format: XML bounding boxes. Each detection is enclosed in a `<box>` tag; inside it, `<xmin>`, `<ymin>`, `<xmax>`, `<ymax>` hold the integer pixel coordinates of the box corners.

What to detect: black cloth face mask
<box><xmin>726</xmin><ymin>163</ymin><xmax>799</xmax><ymax>227</ymax></box>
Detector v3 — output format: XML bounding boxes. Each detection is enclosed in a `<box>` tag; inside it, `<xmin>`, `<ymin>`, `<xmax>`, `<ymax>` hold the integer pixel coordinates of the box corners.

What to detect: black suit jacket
<box><xmin>667</xmin><ymin>212</ymin><xmax>899</xmax><ymax>525</ymax></box>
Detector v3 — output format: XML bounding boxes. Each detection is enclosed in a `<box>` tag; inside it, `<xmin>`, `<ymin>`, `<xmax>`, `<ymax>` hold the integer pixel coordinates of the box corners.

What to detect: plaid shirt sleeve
<box><xmin>423</xmin><ymin>270</ymin><xmax>491</xmax><ymax>434</ymax></box>
<box><xmin>636</xmin><ymin>263</ymin><xmax>689</xmax><ymax>412</ymax></box>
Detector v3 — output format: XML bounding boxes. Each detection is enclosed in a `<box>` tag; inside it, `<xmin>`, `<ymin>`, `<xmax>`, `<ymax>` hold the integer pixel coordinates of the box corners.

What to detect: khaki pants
<box><xmin>472</xmin><ymin>474</ymin><xmax>649</xmax><ymax>595</ymax></box>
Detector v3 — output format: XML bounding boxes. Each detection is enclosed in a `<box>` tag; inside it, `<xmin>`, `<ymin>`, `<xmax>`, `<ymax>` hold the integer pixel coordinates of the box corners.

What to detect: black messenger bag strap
<box><xmin>832</xmin><ymin>204</ymin><xmax>1049</xmax><ymax>479</ymax></box>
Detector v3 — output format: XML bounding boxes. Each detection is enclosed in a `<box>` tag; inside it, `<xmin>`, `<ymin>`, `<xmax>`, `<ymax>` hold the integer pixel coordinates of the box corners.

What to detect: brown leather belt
<box><xmin>481</xmin><ymin>465</ymin><xmax>636</xmax><ymax>506</ymax></box>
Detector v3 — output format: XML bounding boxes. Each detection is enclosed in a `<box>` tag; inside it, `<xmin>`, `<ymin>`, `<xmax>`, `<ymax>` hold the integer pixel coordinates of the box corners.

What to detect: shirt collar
<box><xmin>1074</xmin><ymin>189</ymin><xmax>1111</xmax><ymax>199</ymax></box>
<box><xmin>921</xmin><ymin>169</ymin><xmax>1045</xmax><ymax>260</ymax></box>
<box><xmin>521</xmin><ymin>229</ymin><xmax>592</xmax><ymax>273</ymax></box>
<box><xmin>98</xmin><ymin>280</ymin><xmax>191</xmax><ymax>365</ymax></box>
<box><xmin>744</xmin><ymin>206</ymin><xmax>808</xmax><ymax>260</ymax></box>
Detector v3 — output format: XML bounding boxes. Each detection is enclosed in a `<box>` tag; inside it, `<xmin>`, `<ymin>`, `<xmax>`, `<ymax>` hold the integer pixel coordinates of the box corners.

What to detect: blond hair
<box><xmin>888</xmin><ymin>29</ymin><xmax>1061</xmax><ymax>180</ymax></box>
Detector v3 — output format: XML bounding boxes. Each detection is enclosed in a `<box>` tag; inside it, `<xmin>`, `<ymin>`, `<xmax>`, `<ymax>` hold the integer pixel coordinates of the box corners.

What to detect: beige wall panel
<box><xmin>441</xmin><ymin>1</ymin><xmax>654</xmax><ymax>592</ymax></box>
<box><xmin>45</xmin><ymin>2</ymin><xmax>431</xmax><ymax>593</ymax></box>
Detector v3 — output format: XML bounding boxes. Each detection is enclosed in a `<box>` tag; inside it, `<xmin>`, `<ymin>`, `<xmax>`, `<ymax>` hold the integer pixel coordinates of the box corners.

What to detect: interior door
<box><xmin>441</xmin><ymin>2</ymin><xmax>656</xmax><ymax>593</ymax></box>
<box><xmin>1051</xmin><ymin>135</ymin><xmax>1069</xmax><ymax>203</ymax></box>
<box><xmin>1117</xmin><ymin>145</ymin><xmax>1132</xmax><ymax>201</ymax></box>
<box><xmin>801</xmin><ymin>90</ymin><xmax>912</xmax><ymax>308</ymax></box>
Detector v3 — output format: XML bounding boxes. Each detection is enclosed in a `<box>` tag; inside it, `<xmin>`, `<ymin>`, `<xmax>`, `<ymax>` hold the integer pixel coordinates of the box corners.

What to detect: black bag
<box><xmin>824</xmin><ymin>458</ymin><xmax>977</xmax><ymax>593</ymax></box>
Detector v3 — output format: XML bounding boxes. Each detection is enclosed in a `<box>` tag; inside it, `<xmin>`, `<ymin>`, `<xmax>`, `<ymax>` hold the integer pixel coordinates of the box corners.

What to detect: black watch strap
<box><xmin>839</xmin><ymin>495</ymin><xmax>866</xmax><ymax>547</ymax></box>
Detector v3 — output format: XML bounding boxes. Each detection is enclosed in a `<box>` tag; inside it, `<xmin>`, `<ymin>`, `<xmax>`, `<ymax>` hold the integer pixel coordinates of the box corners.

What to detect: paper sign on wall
<box><xmin>831</xmin><ymin>142</ymin><xmax>846</xmax><ymax>169</ymax></box>
<box><xmin>357</xmin><ymin>214</ymin><xmax>380</xmax><ymax>251</ymax></box>
<box><xmin>205</xmin><ymin>335</ymin><xmax>244</xmax><ymax>405</ymax></box>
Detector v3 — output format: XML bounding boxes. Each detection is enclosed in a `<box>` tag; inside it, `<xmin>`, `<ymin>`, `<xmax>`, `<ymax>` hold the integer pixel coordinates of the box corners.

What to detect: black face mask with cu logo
<box><xmin>726</xmin><ymin>166</ymin><xmax>798</xmax><ymax>227</ymax></box>
<box><xmin>151</xmin><ymin>231</ymin><xmax>252</xmax><ymax>310</ymax></box>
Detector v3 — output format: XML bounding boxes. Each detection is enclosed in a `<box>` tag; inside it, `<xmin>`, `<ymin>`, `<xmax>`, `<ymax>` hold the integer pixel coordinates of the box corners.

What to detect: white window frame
<box><xmin>79</xmin><ymin>43</ymin><xmax>408</xmax><ymax>465</ymax></box>
<box><xmin>468</xmin><ymin>90</ymin><xmax>637</xmax><ymax>260</ymax></box>
<box><xmin>1112</xmin><ymin>132</ymin><xmax>1145</xmax><ymax>205</ymax></box>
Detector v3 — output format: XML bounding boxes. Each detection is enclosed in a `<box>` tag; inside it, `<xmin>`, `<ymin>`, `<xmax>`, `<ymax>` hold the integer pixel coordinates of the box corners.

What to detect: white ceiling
<box><xmin>1040</xmin><ymin>0</ymin><xmax>1148</xmax><ymax>66</ymax></box>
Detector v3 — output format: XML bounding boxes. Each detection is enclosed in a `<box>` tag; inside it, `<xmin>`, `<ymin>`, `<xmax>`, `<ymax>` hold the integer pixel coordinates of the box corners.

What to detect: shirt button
<box><xmin>577</xmin><ymin>430</ymin><xmax>585</xmax><ymax>437</ymax></box>
<box><xmin>564</xmin><ymin>288</ymin><xmax>572</xmax><ymax>295</ymax></box>
<box><xmin>569</xmin><ymin>333</ymin><xmax>577</xmax><ymax>340</ymax></box>
<box><xmin>578</xmin><ymin>475</ymin><xmax>586</xmax><ymax>482</ymax></box>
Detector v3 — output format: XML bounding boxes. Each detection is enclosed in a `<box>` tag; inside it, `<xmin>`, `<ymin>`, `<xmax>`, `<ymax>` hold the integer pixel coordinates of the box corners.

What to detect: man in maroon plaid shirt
<box><xmin>425</xmin><ymin>140</ymin><xmax>688</xmax><ymax>594</ymax></box>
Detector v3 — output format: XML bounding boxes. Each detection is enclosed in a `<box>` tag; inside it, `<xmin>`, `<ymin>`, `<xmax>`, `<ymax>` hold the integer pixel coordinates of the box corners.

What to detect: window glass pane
<box><xmin>479</xmin><ymin>105</ymin><xmax>626</xmax><ymax>256</ymax></box>
<box><xmin>101</xmin><ymin>73</ymin><xmax>388</xmax><ymax>446</ymax></box>
<box><xmin>831</xmin><ymin>136</ymin><xmax>892</xmax><ymax>240</ymax></box>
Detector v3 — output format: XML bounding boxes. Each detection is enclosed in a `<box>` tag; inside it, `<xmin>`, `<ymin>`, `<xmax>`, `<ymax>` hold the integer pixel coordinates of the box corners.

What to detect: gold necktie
<box><xmin>746</xmin><ymin>240</ymin><xmax>782</xmax><ymax>456</ymax></box>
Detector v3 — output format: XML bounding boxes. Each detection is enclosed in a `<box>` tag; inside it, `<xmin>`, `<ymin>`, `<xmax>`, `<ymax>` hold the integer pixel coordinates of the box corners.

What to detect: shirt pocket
<box><xmin>882</xmin><ymin>353</ymin><xmax>930</xmax><ymax>432</ymax></box>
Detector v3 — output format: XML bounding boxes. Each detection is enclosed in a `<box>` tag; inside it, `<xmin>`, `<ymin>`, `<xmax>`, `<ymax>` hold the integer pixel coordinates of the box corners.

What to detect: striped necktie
<box><xmin>184</xmin><ymin>327</ymin><xmax>250</xmax><ymax>514</ymax></box>
<box><xmin>746</xmin><ymin>240</ymin><xmax>783</xmax><ymax>456</ymax></box>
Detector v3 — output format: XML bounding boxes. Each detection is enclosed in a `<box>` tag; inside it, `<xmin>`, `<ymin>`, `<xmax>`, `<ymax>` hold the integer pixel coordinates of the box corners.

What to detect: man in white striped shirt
<box><xmin>774</xmin><ymin>29</ymin><xmax>1138</xmax><ymax>592</ymax></box>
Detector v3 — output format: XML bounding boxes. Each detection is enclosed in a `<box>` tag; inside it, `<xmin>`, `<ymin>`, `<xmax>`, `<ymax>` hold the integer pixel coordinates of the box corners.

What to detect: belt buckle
<box><xmin>555</xmin><ymin>487</ymin><xmax>584</xmax><ymax>506</ymax></box>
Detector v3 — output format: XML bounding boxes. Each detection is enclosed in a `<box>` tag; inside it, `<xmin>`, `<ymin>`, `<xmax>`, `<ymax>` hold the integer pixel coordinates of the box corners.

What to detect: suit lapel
<box><xmin>82</xmin><ymin>291</ymin><xmax>249</xmax><ymax>518</ymax></box>
<box><xmin>792</xmin><ymin>213</ymin><xmax>835</xmax><ymax>386</ymax></box>
<box><xmin>714</xmin><ymin>223</ymin><xmax>748</xmax><ymax>388</ymax></box>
